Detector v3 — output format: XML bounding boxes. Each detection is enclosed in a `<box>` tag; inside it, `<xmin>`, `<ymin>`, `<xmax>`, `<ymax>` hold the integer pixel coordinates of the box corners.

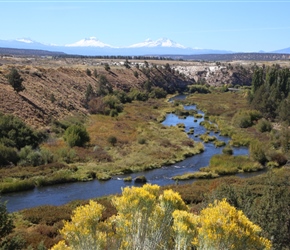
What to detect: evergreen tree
<box><xmin>85</xmin><ymin>84</ymin><xmax>94</xmax><ymax>103</ymax></box>
<box><xmin>6</xmin><ymin>68</ymin><xmax>24</xmax><ymax>92</ymax></box>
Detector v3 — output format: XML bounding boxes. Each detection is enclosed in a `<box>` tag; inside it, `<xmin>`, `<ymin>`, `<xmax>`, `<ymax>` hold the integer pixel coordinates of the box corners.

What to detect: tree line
<box><xmin>249</xmin><ymin>64</ymin><xmax>290</xmax><ymax>124</ymax></box>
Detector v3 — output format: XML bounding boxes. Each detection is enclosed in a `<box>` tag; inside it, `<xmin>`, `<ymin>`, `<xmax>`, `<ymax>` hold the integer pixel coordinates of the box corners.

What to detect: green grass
<box><xmin>172</xmin><ymin>171</ymin><xmax>219</xmax><ymax>180</ymax></box>
<box><xmin>200</xmin><ymin>154</ymin><xmax>263</xmax><ymax>175</ymax></box>
<box><xmin>213</xmin><ymin>140</ymin><xmax>226</xmax><ymax>147</ymax></box>
<box><xmin>199</xmin><ymin>133</ymin><xmax>217</xmax><ymax>143</ymax></box>
<box><xmin>0</xmin><ymin>179</ymin><xmax>35</xmax><ymax>193</ymax></box>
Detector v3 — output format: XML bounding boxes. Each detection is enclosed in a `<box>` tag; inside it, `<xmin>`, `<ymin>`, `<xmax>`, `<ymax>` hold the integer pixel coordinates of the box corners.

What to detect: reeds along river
<box><xmin>2</xmin><ymin>103</ymin><xmax>256</xmax><ymax>213</ymax></box>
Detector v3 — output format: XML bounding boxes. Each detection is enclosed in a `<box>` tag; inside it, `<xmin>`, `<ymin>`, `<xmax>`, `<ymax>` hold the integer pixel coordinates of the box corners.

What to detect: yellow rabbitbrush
<box><xmin>51</xmin><ymin>184</ymin><xmax>271</xmax><ymax>250</ymax></box>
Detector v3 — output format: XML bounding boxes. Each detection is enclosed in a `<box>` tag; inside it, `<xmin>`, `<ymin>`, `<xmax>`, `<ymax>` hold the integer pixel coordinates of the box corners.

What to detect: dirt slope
<box><xmin>0</xmin><ymin>57</ymin><xmax>191</xmax><ymax>128</ymax></box>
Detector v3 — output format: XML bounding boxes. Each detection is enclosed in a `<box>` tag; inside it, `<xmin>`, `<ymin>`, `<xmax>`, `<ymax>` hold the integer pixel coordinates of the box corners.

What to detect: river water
<box><xmin>1</xmin><ymin>102</ymin><xmax>256</xmax><ymax>212</ymax></box>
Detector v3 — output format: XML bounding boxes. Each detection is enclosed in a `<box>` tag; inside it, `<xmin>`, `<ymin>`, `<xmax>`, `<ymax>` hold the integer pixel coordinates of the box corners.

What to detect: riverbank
<box><xmin>0</xmin><ymin>98</ymin><xmax>204</xmax><ymax>194</ymax></box>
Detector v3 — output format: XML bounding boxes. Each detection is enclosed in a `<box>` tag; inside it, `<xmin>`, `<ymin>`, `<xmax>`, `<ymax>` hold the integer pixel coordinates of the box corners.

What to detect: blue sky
<box><xmin>1</xmin><ymin>0</ymin><xmax>290</xmax><ymax>52</ymax></box>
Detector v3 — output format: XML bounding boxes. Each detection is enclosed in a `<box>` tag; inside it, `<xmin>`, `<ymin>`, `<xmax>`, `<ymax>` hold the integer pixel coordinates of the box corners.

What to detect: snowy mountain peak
<box><xmin>65</xmin><ymin>37</ymin><xmax>113</xmax><ymax>48</ymax></box>
<box><xmin>129</xmin><ymin>38</ymin><xmax>187</xmax><ymax>49</ymax></box>
<box><xmin>15</xmin><ymin>38</ymin><xmax>35</xmax><ymax>44</ymax></box>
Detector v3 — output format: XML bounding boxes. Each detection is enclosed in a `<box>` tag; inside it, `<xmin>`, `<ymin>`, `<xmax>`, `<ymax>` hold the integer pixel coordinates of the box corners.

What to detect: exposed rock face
<box><xmin>173</xmin><ymin>62</ymin><xmax>253</xmax><ymax>87</ymax></box>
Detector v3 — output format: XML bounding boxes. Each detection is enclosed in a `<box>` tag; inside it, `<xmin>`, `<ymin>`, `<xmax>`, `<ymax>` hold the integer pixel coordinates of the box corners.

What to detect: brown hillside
<box><xmin>0</xmin><ymin>57</ymin><xmax>191</xmax><ymax>128</ymax></box>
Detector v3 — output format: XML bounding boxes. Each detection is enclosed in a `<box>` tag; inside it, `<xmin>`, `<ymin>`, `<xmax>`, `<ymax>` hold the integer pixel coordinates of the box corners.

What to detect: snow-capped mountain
<box><xmin>129</xmin><ymin>38</ymin><xmax>187</xmax><ymax>49</ymax></box>
<box><xmin>15</xmin><ymin>38</ymin><xmax>34</xmax><ymax>44</ymax></box>
<box><xmin>0</xmin><ymin>37</ymin><xmax>235</xmax><ymax>56</ymax></box>
<box><xmin>65</xmin><ymin>37</ymin><xmax>113</xmax><ymax>48</ymax></box>
<box><xmin>0</xmin><ymin>38</ymin><xmax>50</xmax><ymax>51</ymax></box>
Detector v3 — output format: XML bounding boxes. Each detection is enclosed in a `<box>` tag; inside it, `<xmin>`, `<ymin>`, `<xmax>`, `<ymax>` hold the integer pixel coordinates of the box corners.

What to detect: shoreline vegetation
<box><xmin>1</xmin><ymin>90</ymin><xmax>288</xmax><ymax>193</ymax></box>
<box><xmin>0</xmin><ymin>97</ymin><xmax>205</xmax><ymax>194</ymax></box>
<box><xmin>172</xmin><ymin>90</ymin><xmax>289</xmax><ymax>181</ymax></box>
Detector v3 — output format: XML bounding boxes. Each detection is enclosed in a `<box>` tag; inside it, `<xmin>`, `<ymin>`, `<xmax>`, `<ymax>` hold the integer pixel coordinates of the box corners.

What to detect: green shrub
<box><xmin>128</xmin><ymin>89</ymin><xmax>149</xmax><ymax>101</ymax></box>
<box><xmin>86</xmin><ymin>68</ymin><xmax>91</xmax><ymax>76</ymax></box>
<box><xmin>199</xmin><ymin>134</ymin><xmax>216</xmax><ymax>143</ymax></box>
<box><xmin>6</xmin><ymin>67</ymin><xmax>24</xmax><ymax>92</ymax></box>
<box><xmin>189</xmin><ymin>84</ymin><xmax>211</xmax><ymax>94</ymax></box>
<box><xmin>56</xmin><ymin>148</ymin><xmax>76</xmax><ymax>163</ymax></box>
<box><xmin>0</xmin><ymin>200</ymin><xmax>14</xmax><ymax>239</ymax></box>
<box><xmin>138</xmin><ymin>138</ymin><xmax>146</xmax><ymax>144</ymax></box>
<box><xmin>232</xmin><ymin>112</ymin><xmax>252</xmax><ymax>128</ymax></box>
<box><xmin>64</xmin><ymin>124</ymin><xmax>90</xmax><ymax>147</ymax></box>
<box><xmin>40</xmin><ymin>148</ymin><xmax>54</xmax><ymax>165</ymax></box>
<box><xmin>104</xmin><ymin>63</ymin><xmax>110</xmax><ymax>71</ymax></box>
<box><xmin>108</xmin><ymin>136</ymin><xmax>117</xmax><ymax>146</ymax></box>
<box><xmin>266</xmin><ymin>150</ymin><xmax>287</xmax><ymax>166</ymax></box>
<box><xmin>232</xmin><ymin>110</ymin><xmax>262</xmax><ymax>128</ymax></box>
<box><xmin>18</xmin><ymin>146</ymin><xmax>45</xmax><ymax>167</ymax></box>
<box><xmin>0</xmin><ymin>113</ymin><xmax>45</xmax><ymax>149</ymax></box>
<box><xmin>249</xmin><ymin>140</ymin><xmax>267</xmax><ymax>164</ymax></box>
<box><xmin>256</xmin><ymin>118</ymin><xmax>272</xmax><ymax>132</ymax></box>
<box><xmin>0</xmin><ymin>143</ymin><xmax>18</xmax><ymax>165</ymax></box>
<box><xmin>149</xmin><ymin>87</ymin><xmax>167</xmax><ymax>99</ymax></box>
<box><xmin>199</xmin><ymin>121</ymin><xmax>218</xmax><ymax>131</ymax></box>
<box><xmin>109</xmin><ymin>109</ymin><xmax>119</xmax><ymax>117</ymax></box>
<box><xmin>213</xmin><ymin>140</ymin><xmax>226</xmax><ymax>147</ymax></box>
<box><xmin>222</xmin><ymin>145</ymin><xmax>233</xmax><ymax>155</ymax></box>
<box><xmin>266</xmin><ymin>161</ymin><xmax>279</xmax><ymax>168</ymax></box>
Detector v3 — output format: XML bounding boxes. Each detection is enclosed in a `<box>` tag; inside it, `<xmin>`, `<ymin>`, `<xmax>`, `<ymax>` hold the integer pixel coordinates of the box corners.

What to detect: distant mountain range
<box><xmin>0</xmin><ymin>37</ymin><xmax>233</xmax><ymax>56</ymax></box>
<box><xmin>0</xmin><ymin>37</ymin><xmax>289</xmax><ymax>57</ymax></box>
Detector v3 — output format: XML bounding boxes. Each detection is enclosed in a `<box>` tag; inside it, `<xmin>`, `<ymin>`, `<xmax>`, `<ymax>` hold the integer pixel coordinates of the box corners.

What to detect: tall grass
<box><xmin>0</xmin><ymin>179</ymin><xmax>35</xmax><ymax>193</ymax></box>
<box><xmin>200</xmin><ymin>154</ymin><xmax>263</xmax><ymax>175</ymax></box>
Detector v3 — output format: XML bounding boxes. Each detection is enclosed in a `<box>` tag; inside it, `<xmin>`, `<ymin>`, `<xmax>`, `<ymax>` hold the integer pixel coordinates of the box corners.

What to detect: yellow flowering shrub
<box><xmin>51</xmin><ymin>185</ymin><xmax>271</xmax><ymax>250</ymax></box>
<box><xmin>112</xmin><ymin>184</ymin><xmax>189</xmax><ymax>250</ymax></box>
<box><xmin>172</xmin><ymin>210</ymin><xmax>199</xmax><ymax>250</ymax></box>
<box><xmin>198</xmin><ymin>199</ymin><xmax>272</xmax><ymax>250</ymax></box>
<box><xmin>54</xmin><ymin>200</ymin><xmax>109</xmax><ymax>250</ymax></box>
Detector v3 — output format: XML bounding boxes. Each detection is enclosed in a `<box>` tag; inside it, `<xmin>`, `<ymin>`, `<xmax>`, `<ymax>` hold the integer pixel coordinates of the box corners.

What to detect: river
<box><xmin>1</xmin><ymin>101</ymin><xmax>257</xmax><ymax>212</ymax></box>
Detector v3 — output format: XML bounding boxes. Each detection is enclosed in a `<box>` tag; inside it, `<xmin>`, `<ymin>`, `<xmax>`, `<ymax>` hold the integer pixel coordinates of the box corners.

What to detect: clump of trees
<box><xmin>0</xmin><ymin>113</ymin><xmax>46</xmax><ymax>166</ymax></box>
<box><xmin>0</xmin><ymin>112</ymin><xmax>92</xmax><ymax>167</ymax></box>
<box><xmin>188</xmin><ymin>84</ymin><xmax>211</xmax><ymax>94</ymax></box>
<box><xmin>249</xmin><ymin>65</ymin><xmax>290</xmax><ymax>124</ymax></box>
<box><xmin>51</xmin><ymin>184</ymin><xmax>271</xmax><ymax>250</ymax></box>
